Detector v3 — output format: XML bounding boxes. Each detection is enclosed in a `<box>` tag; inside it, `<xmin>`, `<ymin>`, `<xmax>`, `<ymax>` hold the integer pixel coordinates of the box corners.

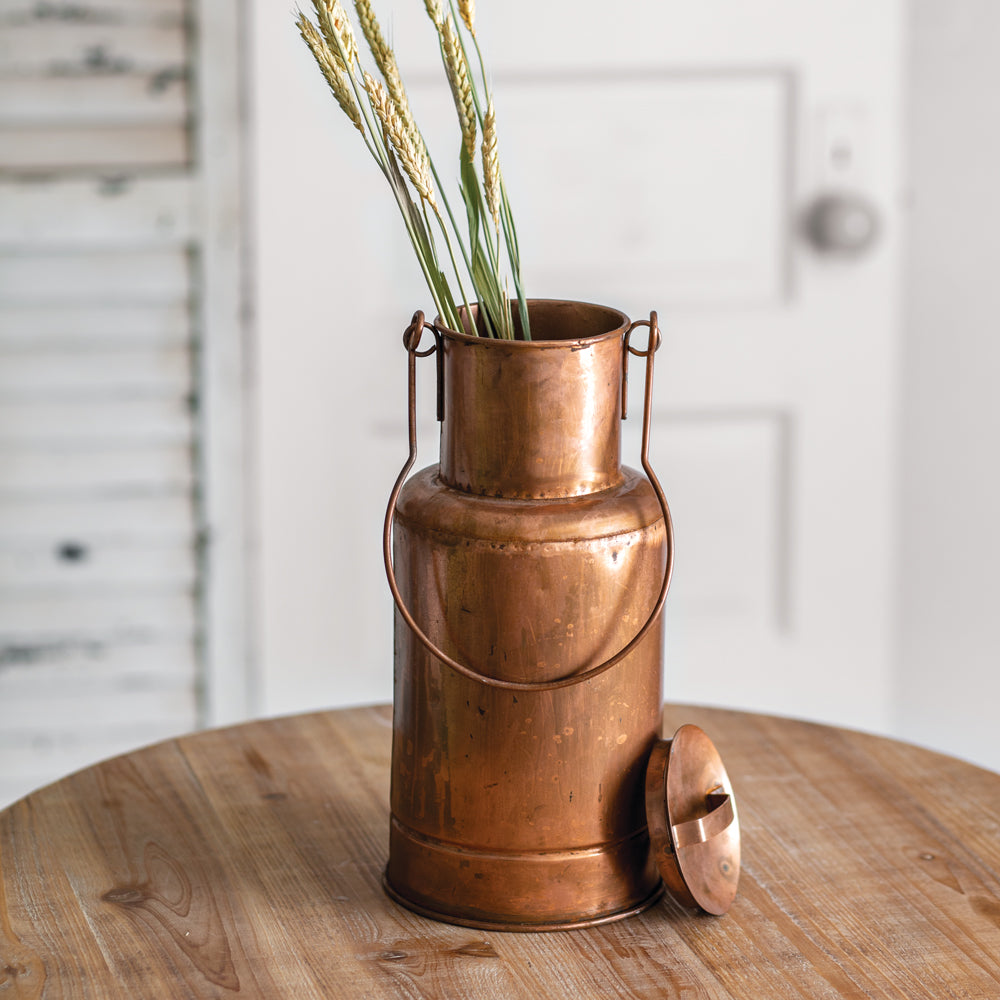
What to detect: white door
<box><xmin>251</xmin><ymin>1</ymin><xmax>903</xmax><ymax>734</ymax></box>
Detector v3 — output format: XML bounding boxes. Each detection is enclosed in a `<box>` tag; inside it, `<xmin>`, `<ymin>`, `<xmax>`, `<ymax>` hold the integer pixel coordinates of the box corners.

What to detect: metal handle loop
<box><xmin>383</xmin><ymin>310</ymin><xmax>674</xmax><ymax>692</ymax></box>
<box><xmin>671</xmin><ymin>791</ymin><xmax>735</xmax><ymax>850</ymax></box>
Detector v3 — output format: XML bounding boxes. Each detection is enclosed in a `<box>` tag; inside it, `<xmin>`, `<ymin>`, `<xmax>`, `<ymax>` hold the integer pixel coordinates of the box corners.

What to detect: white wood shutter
<box><xmin>0</xmin><ymin>0</ymin><xmax>248</xmax><ymax>806</ymax></box>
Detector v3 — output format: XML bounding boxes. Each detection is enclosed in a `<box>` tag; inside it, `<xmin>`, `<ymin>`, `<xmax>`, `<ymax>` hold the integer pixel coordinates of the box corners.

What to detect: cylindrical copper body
<box><xmin>386</xmin><ymin>300</ymin><xmax>667</xmax><ymax>929</ymax></box>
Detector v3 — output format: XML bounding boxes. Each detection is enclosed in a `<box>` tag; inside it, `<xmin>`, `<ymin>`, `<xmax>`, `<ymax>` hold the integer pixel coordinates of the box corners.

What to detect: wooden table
<box><xmin>2</xmin><ymin>704</ymin><xmax>1000</xmax><ymax>999</ymax></box>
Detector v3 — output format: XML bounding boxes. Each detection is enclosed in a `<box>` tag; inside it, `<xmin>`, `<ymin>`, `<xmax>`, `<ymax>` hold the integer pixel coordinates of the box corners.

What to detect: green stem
<box><xmin>426</xmin><ymin>155</ymin><xmax>477</xmax><ymax>321</ymax></box>
<box><xmin>383</xmin><ymin>150</ymin><xmax>454</xmax><ymax>326</ymax></box>
<box><xmin>308</xmin><ymin>4</ymin><xmax>529</xmax><ymax>338</ymax></box>
<box><xmin>433</xmin><ymin>209</ymin><xmax>473</xmax><ymax>333</ymax></box>
<box><xmin>420</xmin><ymin>199</ymin><xmax>461</xmax><ymax>330</ymax></box>
<box><xmin>451</xmin><ymin>10</ymin><xmax>529</xmax><ymax>338</ymax></box>
<box><xmin>318</xmin><ymin>16</ymin><xmax>454</xmax><ymax>326</ymax></box>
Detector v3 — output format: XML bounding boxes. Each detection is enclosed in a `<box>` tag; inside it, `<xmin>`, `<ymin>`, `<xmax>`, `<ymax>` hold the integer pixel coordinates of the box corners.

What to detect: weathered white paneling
<box><xmin>0</xmin><ymin>645</ymin><xmax>192</xmax><ymax>801</ymax></box>
<box><xmin>0</xmin><ymin>302</ymin><xmax>190</xmax><ymax>347</ymax></box>
<box><xmin>0</xmin><ymin>1</ymin><xmax>186</xmax><ymax>26</ymax></box>
<box><xmin>0</xmin><ymin>0</ymin><xmax>249</xmax><ymax>809</ymax></box>
<box><xmin>0</xmin><ymin>345</ymin><xmax>191</xmax><ymax>395</ymax></box>
<box><xmin>0</xmin><ymin>248</ymin><xmax>189</xmax><ymax>301</ymax></box>
<box><xmin>0</xmin><ymin>123</ymin><xmax>188</xmax><ymax>171</ymax></box>
<box><xmin>0</xmin><ymin>397</ymin><xmax>193</xmax><ymax>444</ymax></box>
<box><xmin>0</xmin><ymin>74</ymin><xmax>187</xmax><ymax>121</ymax></box>
<box><xmin>0</xmin><ymin>636</ymin><xmax>195</xmax><ymax>688</ymax></box>
<box><xmin>0</xmin><ymin>537</ymin><xmax>196</xmax><ymax>587</ymax></box>
<box><xmin>0</xmin><ymin>591</ymin><xmax>195</xmax><ymax>634</ymax></box>
<box><xmin>0</xmin><ymin>24</ymin><xmax>186</xmax><ymax>74</ymax></box>
<box><xmin>0</xmin><ymin>715</ymin><xmax>194</xmax><ymax>806</ymax></box>
<box><xmin>0</xmin><ymin>495</ymin><xmax>194</xmax><ymax>539</ymax></box>
<box><xmin>0</xmin><ymin>177</ymin><xmax>194</xmax><ymax>245</ymax></box>
<box><xmin>0</xmin><ymin>685</ymin><xmax>195</xmax><ymax>735</ymax></box>
<box><xmin>0</xmin><ymin>443</ymin><xmax>193</xmax><ymax>495</ymax></box>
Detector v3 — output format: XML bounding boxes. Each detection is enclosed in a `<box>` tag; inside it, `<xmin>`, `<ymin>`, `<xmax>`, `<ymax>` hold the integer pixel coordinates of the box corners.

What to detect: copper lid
<box><xmin>644</xmin><ymin>725</ymin><xmax>740</xmax><ymax>915</ymax></box>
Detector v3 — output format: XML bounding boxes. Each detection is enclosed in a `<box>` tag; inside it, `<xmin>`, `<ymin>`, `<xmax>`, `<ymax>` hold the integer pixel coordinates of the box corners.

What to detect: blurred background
<box><xmin>1</xmin><ymin>0</ymin><xmax>997</xmax><ymax>807</ymax></box>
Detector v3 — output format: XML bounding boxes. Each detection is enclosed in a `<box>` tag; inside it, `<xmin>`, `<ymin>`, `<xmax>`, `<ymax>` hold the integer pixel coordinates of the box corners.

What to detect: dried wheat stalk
<box><xmin>295</xmin><ymin>0</ymin><xmax>528</xmax><ymax>338</ymax></box>
<box><xmin>297</xmin><ymin>14</ymin><xmax>363</xmax><ymax>133</ymax></box>
<box><xmin>441</xmin><ymin>17</ymin><xmax>476</xmax><ymax>162</ymax></box>
<box><xmin>482</xmin><ymin>99</ymin><xmax>500</xmax><ymax>230</ymax></box>
<box><xmin>424</xmin><ymin>0</ymin><xmax>443</xmax><ymax>28</ymax></box>
<box><xmin>312</xmin><ymin>0</ymin><xmax>359</xmax><ymax>72</ymax></box>
<box><xmin>353</xmin><ymin>0</ymin><xmax>427</xmax><ymax>169</ymax></box>
<box><xmin>458</xmin><ymin>0</ymin><xmax>475</xmax><ymax>35</ymax></box>
<box><xmin>365</xmin><ymin>72</ymin><xmax>437</xmax><ymax>208</ymax></box>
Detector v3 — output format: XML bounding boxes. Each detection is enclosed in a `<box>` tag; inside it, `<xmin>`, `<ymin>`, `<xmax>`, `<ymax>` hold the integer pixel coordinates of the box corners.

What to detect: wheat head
<box><xmin>365</xmin><ymin>72</ymin><xmax>437</xmax><ymax>208</ymax></box>
<box><xmin>482</xmin><ymin>98</ymin><xmax>500</xmax><ymax>230</ymax></box>
<box><xmin>423</xmin><ymin>0</ymin><xmax>443</xmax><ymax>28</ymax></box>
<box><xmin>297</xmin><ymin>12</ymin><xmax>364</xmax><ymax>133</ymax></box>
<box><xmin>354</xmin><ymin>0</ymin><xmax>429</xmax><ymax>176</ymax></box>
<box><xmin>353</xmin><ymin>0</ymin><xmax>391</xmax><ymax>70</ymax></box>
<box><xmin>441</xmin><ymin>16</ymin><xmax>476</xmax><ymax>162</ymax></box>
<box><xmin>312</xmin><ymin>0</ymin><xmax>359</xmax><ymax>72</ymax></box>
<box><xmin>458</xmin><ymin>0</ymin><xmax>475</xmax><ymax>34</ymax></box>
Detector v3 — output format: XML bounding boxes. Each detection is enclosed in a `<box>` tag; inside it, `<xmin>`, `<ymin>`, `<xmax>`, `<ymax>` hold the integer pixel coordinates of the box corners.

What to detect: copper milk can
<box><xmin>382</xmin><ymin>300</ymin><xmax>675</xmax><ymax>930</ymax></box>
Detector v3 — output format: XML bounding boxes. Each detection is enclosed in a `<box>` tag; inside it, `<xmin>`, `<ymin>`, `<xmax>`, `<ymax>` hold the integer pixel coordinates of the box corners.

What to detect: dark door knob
<box><xmin>802</xmin><ymin>192</ymin><xmax>879</xmax><ymax>255</ymax></box>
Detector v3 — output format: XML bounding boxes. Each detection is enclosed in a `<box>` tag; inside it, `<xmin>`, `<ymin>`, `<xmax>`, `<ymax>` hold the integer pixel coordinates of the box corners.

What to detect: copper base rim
<box><xmin>382</xmin><ymin>870</ymin><xmax>665</xmax><ymax>932</ymax></box>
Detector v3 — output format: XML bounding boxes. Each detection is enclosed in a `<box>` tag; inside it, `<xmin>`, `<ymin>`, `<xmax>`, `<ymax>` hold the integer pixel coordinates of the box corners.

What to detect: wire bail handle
<box><xmin>382</xmin><ymin>310</ymin><xmax>674</xmax><ymax>692</ymax></box>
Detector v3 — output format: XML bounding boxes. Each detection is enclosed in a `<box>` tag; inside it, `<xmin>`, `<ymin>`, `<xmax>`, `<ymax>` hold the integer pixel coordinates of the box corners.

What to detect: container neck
<box><xmin>437</xmin><ymin>302</ymin><xmax>629</xmax><ymax>500</ymax></box>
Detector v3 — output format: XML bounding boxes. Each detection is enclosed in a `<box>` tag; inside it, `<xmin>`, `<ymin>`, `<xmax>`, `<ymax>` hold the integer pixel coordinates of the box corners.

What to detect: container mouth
<box><xmin>436</xmin><ymin>299</ymin><xmax>630</xmax><ymax>346</ymax></box>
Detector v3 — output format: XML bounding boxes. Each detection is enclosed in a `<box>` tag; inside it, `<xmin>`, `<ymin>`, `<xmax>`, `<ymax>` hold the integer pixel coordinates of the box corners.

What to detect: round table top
<box><xmin>2</xmin><ymin>704</ymin><xmax>1000</xmax><ymax>999</ymax></box>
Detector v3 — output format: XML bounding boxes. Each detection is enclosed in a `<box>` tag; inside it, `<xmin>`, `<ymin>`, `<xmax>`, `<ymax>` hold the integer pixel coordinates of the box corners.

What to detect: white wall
<box><xmin>896</xmin><ymin>1</ymin><xmax>1000</xmax><ymax>769</ymax></box>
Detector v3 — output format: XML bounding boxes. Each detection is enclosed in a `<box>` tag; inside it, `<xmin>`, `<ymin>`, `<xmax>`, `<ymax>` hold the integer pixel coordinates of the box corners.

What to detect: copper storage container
<box><xmin>383</xmin><ymin>300</ymin><xmax>674</xmax><ymax>930</ymax></box>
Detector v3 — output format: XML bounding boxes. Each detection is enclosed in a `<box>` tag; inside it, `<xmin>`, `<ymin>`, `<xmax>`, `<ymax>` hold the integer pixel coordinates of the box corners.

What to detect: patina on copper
<box><xmin>383</xmin><ymin>300</ymin><xmax>673</xmax><ymax>930</ymax></box>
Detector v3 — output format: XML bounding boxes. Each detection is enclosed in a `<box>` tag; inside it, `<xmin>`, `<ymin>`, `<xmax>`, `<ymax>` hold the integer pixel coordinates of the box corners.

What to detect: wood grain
<box><xmin>2</xmin><ymin>704</ymin><xmax>1000</xmax><ymax>998</ymax></box>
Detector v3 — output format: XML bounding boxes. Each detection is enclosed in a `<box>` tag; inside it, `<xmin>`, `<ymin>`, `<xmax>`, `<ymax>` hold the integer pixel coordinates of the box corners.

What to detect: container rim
<box><xmin>434</xmin><ymin>298</ymin><xmax>631</xmax><ymax>348</ymax></box>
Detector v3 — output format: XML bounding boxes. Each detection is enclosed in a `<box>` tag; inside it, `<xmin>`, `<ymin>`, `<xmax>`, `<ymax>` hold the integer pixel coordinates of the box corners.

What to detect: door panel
<box><xmin>499</xmin><ymin>73</ymin><xmax>791</xmax><ymax>305</ymax></box>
